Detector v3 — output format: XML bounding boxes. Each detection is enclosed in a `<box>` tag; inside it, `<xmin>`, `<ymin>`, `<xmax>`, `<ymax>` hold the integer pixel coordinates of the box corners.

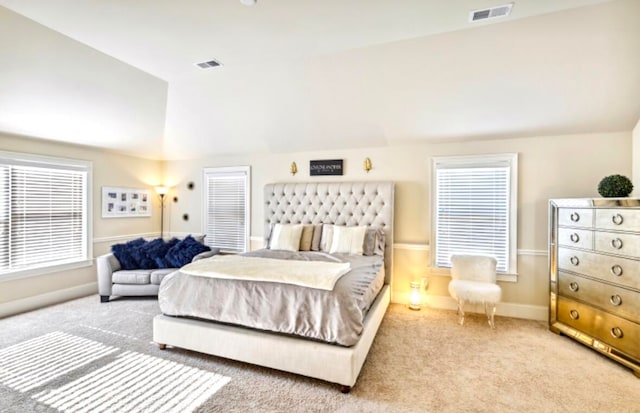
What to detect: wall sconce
<box><xmin>290</xmin><ymin>162</ymin><xmax>298</xmax><ymax>176</ymax></box>
<box><xmin>155</xmin><ymin>186</ymin><xmax>169</xmax><ymax>239</ymax></box>
<box><xmin>363</xmin><ymin>157</ymin><xmax>372</xmax><ymax>173</ymax></box>
<box><xmin>409</xmin><ymin>281</ymin><xmax>422</xmax><ymax>310</ymax></box>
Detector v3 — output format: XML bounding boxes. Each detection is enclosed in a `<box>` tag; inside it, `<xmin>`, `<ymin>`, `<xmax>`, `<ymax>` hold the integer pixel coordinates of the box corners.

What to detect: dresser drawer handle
<box><xmin>612</xmin><ymin>213</ymin><xmax>624</xmax><ymax>225</ymax></box>
<box><xmin>610</xmin><ymin>238</ymin><xmax>623</xmax><ymax>249</ymax></box>
<box><xmin>569</xmin><ymin>282</ymin><xmax>579</xmax><ymax>292</ymax></box>
<box><xmin>570</xmin><ymin>212</ymin><xmax>580</xmax><ymax>222</ymax></box>
<box><xmin>570</xmin><ymin>256</ymin><xmax>580</xmax><ymax>266</ymax></box>
<box><xmin>610</xmin><ymin>295</ymin><xmax>622</xmax><ymax>306</ymax></box>
<box><xmin>570</xmin><ymin>233</ymin><xmax>580</xmax><ymax>243</ymax></box>
<box><xmin>569</xmin><ymin>309</ymin><xmax>579</xmax><ymax>320</ymax></box>
<box><xmin>611</xmin><ymin>327</ymin><xmax>624</xmax><ymax>339</ymax></box>
<box><xmin>611</xmin><ymin>264</ymin><xmax>623</xmax><ymax>276</ymax></box>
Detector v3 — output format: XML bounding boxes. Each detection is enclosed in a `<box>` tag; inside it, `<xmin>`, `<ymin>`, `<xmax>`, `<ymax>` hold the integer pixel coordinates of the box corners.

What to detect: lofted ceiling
<box><xmin>0</xmin><ymin>0</ymin><xmax>639</xmax><ymax>160</ymax></box>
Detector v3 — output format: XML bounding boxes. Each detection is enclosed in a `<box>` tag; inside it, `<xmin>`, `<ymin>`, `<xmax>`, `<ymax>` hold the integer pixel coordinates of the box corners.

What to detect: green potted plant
<box><xmin>597</xmin><ymin>174</ymin><xmax>634</xmax><ymax>198</ymax></box>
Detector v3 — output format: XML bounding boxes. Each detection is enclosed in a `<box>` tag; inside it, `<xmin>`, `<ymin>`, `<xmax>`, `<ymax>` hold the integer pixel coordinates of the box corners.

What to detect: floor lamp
<box><xmin>155</xmin><ymin>186</ymin><xmax>168</xmax><ymax>239</ymax></box>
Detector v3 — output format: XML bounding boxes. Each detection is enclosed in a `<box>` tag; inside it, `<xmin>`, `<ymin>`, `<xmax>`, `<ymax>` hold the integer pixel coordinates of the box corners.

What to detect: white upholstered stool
<box><xmin>448</xmin><ymin>255</ymin><xmax>502</xmax><ymax>328</ymax></box>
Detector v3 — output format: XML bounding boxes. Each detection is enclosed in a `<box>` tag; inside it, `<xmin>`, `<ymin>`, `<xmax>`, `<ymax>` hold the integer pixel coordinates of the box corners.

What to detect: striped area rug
<box><xmin>0</xmin><ymin>332</ymin><xmax>230</xmax><ymax>413</ymax></box>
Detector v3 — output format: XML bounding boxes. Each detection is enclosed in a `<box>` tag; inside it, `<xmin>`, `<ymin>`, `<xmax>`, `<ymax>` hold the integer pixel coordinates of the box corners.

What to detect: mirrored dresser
<box><xmin>549</xmin><ymin>198</ymin><xmax>640</xmax><ymax>377</ymax></box>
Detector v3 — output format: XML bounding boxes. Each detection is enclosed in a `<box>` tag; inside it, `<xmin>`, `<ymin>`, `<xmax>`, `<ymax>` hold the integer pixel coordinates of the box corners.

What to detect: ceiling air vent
<box><xmin>469</xmin><ymin>3</ymin><xmax>513</xmax><ymax>22</ymax></box>
<box><xmin>195</xmin><ymin>59</ymin><xmax>222</xmax><ymax>69</ymax></box>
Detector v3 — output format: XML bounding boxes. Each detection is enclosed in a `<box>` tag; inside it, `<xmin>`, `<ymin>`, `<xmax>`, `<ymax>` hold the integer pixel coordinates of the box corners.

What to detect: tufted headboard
<box><xmin>264</xmin><ymin>181</ymin><xmax>394</xmax><ymax>285</ymax></box>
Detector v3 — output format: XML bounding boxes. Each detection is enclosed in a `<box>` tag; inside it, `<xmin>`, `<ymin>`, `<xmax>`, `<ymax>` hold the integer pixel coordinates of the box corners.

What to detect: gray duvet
<box><xmin>158</xmin><ymin>250</ymin><xmax>385</xmax><ymax>346</ymax></box>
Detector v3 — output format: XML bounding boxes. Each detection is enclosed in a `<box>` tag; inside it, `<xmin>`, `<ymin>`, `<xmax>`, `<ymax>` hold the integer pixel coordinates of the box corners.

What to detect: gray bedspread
<box><xmin>158</xmin><ymin>250</ymin><xmax>385</xmax><ymax>346</ymax></box>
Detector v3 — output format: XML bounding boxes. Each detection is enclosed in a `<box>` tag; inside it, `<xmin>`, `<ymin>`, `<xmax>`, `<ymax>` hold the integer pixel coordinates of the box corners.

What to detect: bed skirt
<box><xmin>153</xmin><ymin>285</ymin><xmax>390</xmax><ymax>389</ymax></box>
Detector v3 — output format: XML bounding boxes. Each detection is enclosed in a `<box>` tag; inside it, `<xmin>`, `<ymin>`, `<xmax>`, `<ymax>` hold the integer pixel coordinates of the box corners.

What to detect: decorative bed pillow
<box><xmin>374</xmin><ymin>230</ymin><xmax>386</xmax><ymax>256</ymax></box>
<box><xmin>329</xmin><ymin>225</ymin><xmax>367</xmax><ymax>255</ymax></box>
<box><xmin>111</xmin><ymin>238</ymin><xmax>146</xmax><ymax>270</ymax></box>
<box><xmin>310</xmin><ymin>223</ymin><xmax>323</xmax><ymax>251</ymax></box>
<box><xmin>264</xmin><ymin>223</ymin><xmax>274</xmax><ymax>248</ymax></box>
<box><xmin>363</xmin><ymin>228</ymin><xmax>385</xmax><ymax>256</ymax></box>
<box><xmin>269</xmin><ymin>224</ymin><xmax>304</xmax><ymax>252</ymax></box>
<box><xmin>165</xmin><ymin>235</ymin><xmax>211</xmax><ymax>268</ymax></box>
<box><xmin>299</xmin><ymin>225</ymin><xmax>315</xmax><ymax>251</ymax></box>
<box><xmin>320</xmin><ymin>224</ymin><xmax>334</xmax><ymax>252</ymax></box>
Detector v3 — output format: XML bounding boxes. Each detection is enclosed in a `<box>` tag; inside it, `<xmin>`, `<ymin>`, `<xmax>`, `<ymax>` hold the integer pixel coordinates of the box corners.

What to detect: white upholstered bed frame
<box><xmin>153</xmin><ymin>181</ymin><xmax>394</xmax><ymax>392</ymax></box>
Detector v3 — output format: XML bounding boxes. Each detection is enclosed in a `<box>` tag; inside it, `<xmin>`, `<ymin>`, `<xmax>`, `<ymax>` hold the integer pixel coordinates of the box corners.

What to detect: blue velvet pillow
<box><xmin>154</xmin><ymin>238</ymin><xmax>180</xmax><ymax>268</ymax></box>
<box><xmin>111</xmin><ymin>238</ymin><xmax>146</xmax><ymax>270</ymax></box>
<box><xmin>165</xmin><ymin>235</ymin><xmax>211</xmax><ymax>268</ymax></box>
<box><xmin>133</xmin><ymin>238</ymin><xmax>166</xmax><ymax>269</ymax></box>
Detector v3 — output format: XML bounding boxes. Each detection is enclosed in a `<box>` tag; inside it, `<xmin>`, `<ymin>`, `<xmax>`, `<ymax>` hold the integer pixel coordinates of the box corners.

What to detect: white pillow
<box><xmin>269</xmin><ymin>224</ymin><xmax>304</xmax><ymax>252</ymax></box>
<box><xmin>329</xmin><ymin>225</ymin><xmax>367</xmax><ymax>255</ymax></box>
<box><xmin>320</xmin><ymin>224</ymin><xmax>334</xmax><ymax>252</ymax></box>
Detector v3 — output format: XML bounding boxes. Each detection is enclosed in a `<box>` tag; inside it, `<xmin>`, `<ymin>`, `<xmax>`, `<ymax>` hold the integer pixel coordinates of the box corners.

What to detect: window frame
<box><xmin>0</xmin><ymin>150</ymin><xmax>93</xmax><ymax>281</ymax></box>
<box><xmin>202</xmin><ymin>166</ymin><xmax>251</xmax><ymax>254</ymax></box>
<box><xmin>430</xmin><ymin>153</ymin><xmax>518</xmax><ymax>279</ymax></box>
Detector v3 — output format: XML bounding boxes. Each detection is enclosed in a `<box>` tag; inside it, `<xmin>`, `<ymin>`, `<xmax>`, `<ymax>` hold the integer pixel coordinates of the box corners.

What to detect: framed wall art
<box><xmin>102</xmin><ymin>187</ymin><xmax>152</xmax><ymax>218</ymax></box>
<box><xmin>310</xmin><ymin>159</ymin><xmax>343</xmax><ymax>176</ymax></box>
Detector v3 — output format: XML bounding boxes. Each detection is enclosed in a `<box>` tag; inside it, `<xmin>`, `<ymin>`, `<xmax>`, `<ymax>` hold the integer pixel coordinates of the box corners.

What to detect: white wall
<box><xmin>162</xmin><ymin>0</ymin><xmax>640</xmax><ymax>160</ymax></box>
<box><xmin>633</xmin><ymin>119</ymin><xmax>640</xmax><ymax>195</ymax></box>
<box><xmin>0</xmin><ymin>6</ymin><xmax>168</xmax><ymax>159</ymax></box>
<box><xmin>0</xmin><ymin>130</ymin><xmax>631</xmax><ymax>318</ymax></box>
<box><xmin>163</xmin><ymin>131</ymin><xmax>632</xmax><ymax>313</ymax></box>
<box><xmin>0</xmin><ymin>133</ymin><xmax>163</xmax><ymax>316</ymax></box>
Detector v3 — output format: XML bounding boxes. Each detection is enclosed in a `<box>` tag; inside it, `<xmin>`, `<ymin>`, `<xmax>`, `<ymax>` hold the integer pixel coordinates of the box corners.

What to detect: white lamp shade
<box><xmin>155</xmin><ymin>186</ymin><xmax>169</xmax><ymax>195</ymax></box>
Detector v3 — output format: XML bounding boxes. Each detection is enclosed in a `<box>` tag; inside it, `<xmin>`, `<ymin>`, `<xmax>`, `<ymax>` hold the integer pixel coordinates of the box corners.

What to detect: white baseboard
<box><xmin>391</xmin><ymin>292</ymin><xmax>547</xmax><ymax>321</ymax></box>
<box><xmin>0</xmin><ymin>282</ymin><xmax>97</xmax><ymax>319</ymax></box>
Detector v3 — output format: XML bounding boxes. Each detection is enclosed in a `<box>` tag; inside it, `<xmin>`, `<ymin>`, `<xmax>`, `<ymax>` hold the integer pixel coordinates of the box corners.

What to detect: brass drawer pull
<box><xmin>610</xmin><ymin>238</ymin><xmax>623</xmax><ymax>249</ymax></box>
<box><xmin>611</xmin><ymin>264</ymin><xmax>623</xmax><ymax>276</ymax></box>
<box><xmin>570</xmin><ymin>256</ymin><xmax>580</xmax><ymax>266</ymax></box>
<box><xmin>569</xmin><ymin>309</ymin><xmax>580</xmax><ymax>320</ymax></box>
<box><xmin>609</xmin><ymin>295</ymin><xmax>622</xmax><ymax>306</ymax></box>
<box><xmin>569</xmin><ymin>282</ymin><xmax>579</xmax><ymax>292</ymax></box>
<box><xmin>570</xmin><ymin>212</ymin><xmax>580</xmax><ymax>222</ymax></box>
<box><xmin>570</xmin><ymin>233</ymin><xmax>580</xmax><ymax>243</ymax></box>
<box><xmin>611</xmin><ymin>327</ymin><xmax>624</xmax><ymax>339</ymax></box>
<box><xmin>612</xmin><ymin>213</ymin><xmax>624</xmax><ymax>225</ymax></box>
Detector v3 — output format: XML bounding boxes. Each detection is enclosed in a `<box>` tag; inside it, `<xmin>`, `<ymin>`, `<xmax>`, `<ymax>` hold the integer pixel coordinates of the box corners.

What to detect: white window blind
<box><xmin>203</xmin><ymin>167</ymin><xmax>250</xmax><ymax>253</ymax></box>
<box><xmin>0</xmin><ymin>152</ymin><xmax>91</xmax><ymax>277</ymax></box>
<box><xmin>433</xmin><ymin>154</ymin><xmax>517</xmax><ymax>274</ymax></box>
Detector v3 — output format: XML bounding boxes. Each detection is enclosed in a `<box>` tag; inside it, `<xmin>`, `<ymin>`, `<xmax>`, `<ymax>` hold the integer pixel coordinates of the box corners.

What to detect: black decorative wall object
<box><xmin>187</xmin><ymin>182</ymin><xmax>195</xmax><ymax>190</ymax></box>
<box><xmin>310</xmin><ymin>159</ymin><xmax>343</xmax><ymax>176</ymax></box>
<box><xmin>182</xmin><ymin>213</ymin><xmax>189</xmax><ymax>221</ymax></box>
<box><xmin>173</xmin><ymin>196</ymin><xmax>178</xmax><ymax>203</ymax></box>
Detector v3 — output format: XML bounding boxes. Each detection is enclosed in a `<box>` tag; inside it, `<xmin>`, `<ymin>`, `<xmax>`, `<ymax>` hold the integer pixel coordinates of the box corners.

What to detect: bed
<box><xmin>153</xmin><ymin>181</ymin><xmax>394</xmax><ymax>392</ymax></box>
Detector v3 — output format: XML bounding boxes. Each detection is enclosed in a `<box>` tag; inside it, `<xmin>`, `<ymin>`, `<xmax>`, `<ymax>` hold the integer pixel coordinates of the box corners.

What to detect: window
<box><xmin>203</xmin><ymin>166</ymin><xmax>250</xmax><ymax>253</ymax></box>
<box><xmin>0</xmin><ymin>151</ymin><xmax>92</xmax><ymax>278</ymax></box>
<box><xmin>432</xmin><ymin>153</ymin><xmax>517</xmax><ymax>274</ymax></box>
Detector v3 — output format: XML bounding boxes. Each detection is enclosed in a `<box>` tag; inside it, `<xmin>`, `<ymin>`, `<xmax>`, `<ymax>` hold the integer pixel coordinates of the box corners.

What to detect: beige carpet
<box><xmin>0</xmin><ymin>296</ymin><xmax>638</xmax><ymax>413</ymax></box>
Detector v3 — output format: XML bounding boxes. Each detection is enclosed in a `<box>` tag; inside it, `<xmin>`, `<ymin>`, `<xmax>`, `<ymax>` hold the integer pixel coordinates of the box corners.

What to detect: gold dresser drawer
<box><xmin>559</xmin><ymin>208</ymin><xmax>593</xmax><ymax>228</ymax></box>
<box><xmin>558</xmin><ymin>272</ymin><xmax>640</xmax><ymax>321</ymax></box>
<box><xmin>558</xmin><ymin>228</ymin><xmax>593</xmax><ymax>249</ymax></box>
<box><xmin>595</xmin><ymin>231</ymin><xmax>640</xmax><ymax>257</ymax></box>
<box><xmin>557</xmin><ymin>297</ymin><xmax>640</xmax><ymax>360</ymax></box>
<box><xmin>596</xmin><ymin>208</ymin><xmax>640</xmax><ymax>231</ymax></box>
<box><xmin>557</xmin><ymin>248</ymin><xmax>640</xmax><ymax>291</ymax></box>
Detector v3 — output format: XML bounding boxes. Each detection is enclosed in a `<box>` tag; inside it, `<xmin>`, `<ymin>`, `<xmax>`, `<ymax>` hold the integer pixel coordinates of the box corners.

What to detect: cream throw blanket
<box><xmin>180</xmin><ymin>255</ymin><xmax>351</xmax><ymax>291</ymax></box>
